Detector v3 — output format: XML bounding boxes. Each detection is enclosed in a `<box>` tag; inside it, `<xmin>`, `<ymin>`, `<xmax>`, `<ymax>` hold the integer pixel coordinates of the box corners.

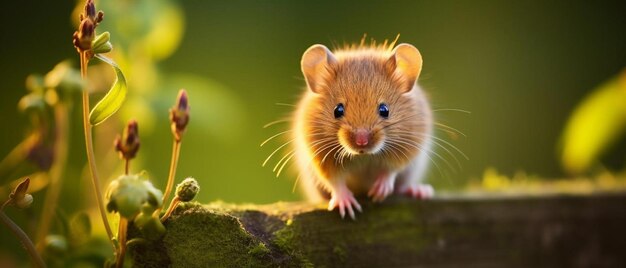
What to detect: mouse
<box><xmin>292</xmin><ymin>41</ymin><xmax>434</xmax><ymax>219</ymax></box>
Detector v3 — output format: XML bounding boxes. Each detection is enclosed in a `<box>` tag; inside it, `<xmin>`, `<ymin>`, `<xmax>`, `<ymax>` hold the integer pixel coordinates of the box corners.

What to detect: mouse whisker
<box><xmin>432</xmin><ymin>108</ymin><xmax>471</xmax><ymax>114</ymax></box>
<box><xmin>322</xmin><ymin>143</ymin><xmax>342</xmax><ymax>164</ymax></box>
<box><xmin>382</xmin><ymin>114</ymin><xmax>424</xmax><ymax>130</ymax></box>
<box><xmin>314</xmin><ymin>144</ymin><xmax>339</xmax><ymax>163</ymax></box>
<box><xmin>275</xmin><ymin>102</ymin><xmax>296</xmax><ymax>107</ymax></box>
<box><xmin>262</xmin><ymin>139</ymin><xmax>295</xmax><ymax>167</ymax></box>
<box><xmin>296</xmin><ymin>141</ymin><xmax>340</xmax><ymax>187</ymax></box>
<box><xmin>263</xmin><ymin>119</ymin><xmax>291</xmax><ymax>128</ymax></box>
<box><xmin>276</xmin><ymin>151</ymin><xmax>297</xmax><ymax>177</ymax></box>
<box><xmin>389</xmin><ymin>132</ymin><xmax>463</xmax><ymax>171</ymax></box>
<box><xmin>391</xmin><ymin>136</ymin><xmax>459</xmax><ymax>173</ymax></box>
<box><xmin>380</xmin><ymin>143</ymin><xmax>402</xmax><ymax>163</ymax></box>
<box><xmin>383</xmin><ymin>141</ymin><xmax>411</xmax><ymax>162</ymax></box>
<box><xmin>390</xmin><ymin>139</ymin><xmax>445</xmax><ymax>179</ymax></box>
<box><xmin>419</xmin><ymin>134</ymin><xmax>469</xmax><ymax>161</ymax></box>
<box><xmin>434</xmin><ymin>122</ymin><xmax>467</xmax><ymax>138</ymax></box>
<box><xmin>274</xmin><ymin>149</ymin><xmax>296</xmax><ymax>173</ymax></box>
<box><xmin>261</xmin><ymin>130</ymin><xmax>293</xmax><ymax>147</ymax></box>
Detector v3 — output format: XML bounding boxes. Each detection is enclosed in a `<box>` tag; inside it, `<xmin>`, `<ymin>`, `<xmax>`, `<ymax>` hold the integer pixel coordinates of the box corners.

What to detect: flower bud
<box><xmin>169</xmin><ymin>89</ymin><xmax>190</xmax><ymax>142</ymax></box>
<box><xmin>84</xmin><ymin>0</ymin><xmax>96</xmax><ymax>21</ymax></box>
<box><xmin>114</xmin><ymin>120</ymin><xmax>140</xmax><ymax>161</ymax></box>
<box><xmin>175</xmin><ymin>177</ymin><xmax>199</xmax><ymax>202</ymax></box>
<box><xmin>10</xmin><ymin>178</ymin><xmax>33</xmax><ymax>209</ymax></box>
<box><xmin>73</xmin><ymin>19</ymin><xmax>95</xmax><ymax>52</ymax></box>
<box><xmin>83</xmin><ymin>0</ymin><xmax>103</xmax><ymax>25</ymax></box>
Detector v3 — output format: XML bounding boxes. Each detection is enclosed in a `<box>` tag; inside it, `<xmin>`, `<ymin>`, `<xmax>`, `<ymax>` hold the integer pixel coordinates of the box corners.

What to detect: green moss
<box><xmin>271</xmin><ymin>222</ymin><xmax>313</xmax><ymax>267</ymax></box>
<box><xmin>332</xmin><ymin>244</ymin><xmax>347</xmax><ymax>263</ymax></box>
<box><xmin>248</xmin><ymin>242</ymin><xmax>270</xmax><ymax>257</ymax></box>
<box><xmin>130</xmin><ymin>198</ymin><xmax>436</xmax><ymax>267</ymax></box>
<box><xmin>268</xmin><ymin>201</ymin><xmax>431</xmax><ymax>266</ymax></box>
<box><xmin>161</xmin><ymin>204</ymin><xmax>272</xmax><ymax>267</ymax></box>
<box><xmin>129</xmin><ymin>203</ymin><xmax>276</xmax><ymax>267</ymax></box>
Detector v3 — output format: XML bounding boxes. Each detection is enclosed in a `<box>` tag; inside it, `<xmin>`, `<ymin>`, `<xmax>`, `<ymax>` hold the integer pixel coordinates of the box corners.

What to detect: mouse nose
<box><xmin>354</xmin><ymin>129</ymin><xmax>370</xmax><ymax>147</ymax></box>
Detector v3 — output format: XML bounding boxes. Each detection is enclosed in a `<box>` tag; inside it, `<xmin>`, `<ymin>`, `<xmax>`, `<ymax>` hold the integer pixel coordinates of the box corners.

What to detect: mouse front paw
<box><xmin>398</xmin><ymin>183</ymin><xmax>434</xmax><ymax>199</ymax></box>
<box><xmin>328</xmin><ymin>186</ymin><xmax>362</xmax><ymax>220</ymax></box>
<box><xmin>368</xmin><ymin>173</ymin><xmax>396</xmax><ymax>202</ymax></box>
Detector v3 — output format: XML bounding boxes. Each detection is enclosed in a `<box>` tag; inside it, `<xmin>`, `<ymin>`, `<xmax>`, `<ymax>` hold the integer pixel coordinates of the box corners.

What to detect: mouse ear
<box><xmin>301</xmin><ymin>44</ymin><xmax>337</xmax><ymax>93</ymax></box>
<box><xmin>387</xmin><ymin>43</ymin><xmax>423</xmax><ymax>93</ymax></box>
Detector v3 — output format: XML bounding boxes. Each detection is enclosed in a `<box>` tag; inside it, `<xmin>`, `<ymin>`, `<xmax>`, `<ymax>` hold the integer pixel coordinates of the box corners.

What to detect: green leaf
<box><xmin>69</xmin><ymin>212</ymin><xmax>92</xmax><ymax>246</ymax></box>
<box><xmin>560</xmin><ymin>69</ymin><xmax>626</xmax><ymax>174</ymax></box>
<box><xmin>89</xmin><ymin>54</ymin><xmax>127</xmax><ymax>126</ymax></box>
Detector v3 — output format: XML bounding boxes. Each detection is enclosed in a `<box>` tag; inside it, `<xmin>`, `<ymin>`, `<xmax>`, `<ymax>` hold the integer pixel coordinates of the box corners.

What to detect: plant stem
<box><xmin>79</xmin><ymin>51</ymin><xmax>115</xmax><ymax>247</ymax></box>
<box><xmin>160</xmin><ymin>197</ymin><xmax>180</xmax><ymax>222</ymax></box>
<box><xmin>161</xmin><ymin>141</ymin><xmax>181</xmax><ymax>205</ymax></box>
<box><xmin>0</xmin><ymin>200</ymin><xmax>46</xmax><ymax>268</ymax></box>
<box><xmin>124</xmin><ymin>159</ymin><xmax>129</xmax><ymax>175</ymax></box>
<box><xmin>115</xmin><ymin>217</ymin><xmax>128</xmax><ymax>268</ymax></box>
<box><xmin>36</xmin><ymin>104</ymin><xmax>69</xmax><ymax>252</ymax></box>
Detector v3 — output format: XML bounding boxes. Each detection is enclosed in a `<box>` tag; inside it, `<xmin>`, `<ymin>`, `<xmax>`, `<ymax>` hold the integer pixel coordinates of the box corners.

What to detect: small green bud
<box><xmin>92</xmin><ymin>32</ymin><xmax>112</xmax><ymax>54</ymax></box>
<box><xmin>93</xmin><ymin>41</ymin><xmax>112</xmax><ymax>54</ymax></box>
<box><xmin>169</xmin><ymin>89</ymin><xmax>190</xmax><ymax>142</ymax></box>
<box><xmin>175</xmin><ymin>177</ymin><xmax>199</xmax><ymax>202</ymax></box>
<box><xmin>105</xmin><ymin>174</ymin><xmax>162</xmax><ymax>219</ymax></box>
<box><xmin>10</xmin><ymin>178</ymin><xmax>33</xmax><ymax>209</ymax></box>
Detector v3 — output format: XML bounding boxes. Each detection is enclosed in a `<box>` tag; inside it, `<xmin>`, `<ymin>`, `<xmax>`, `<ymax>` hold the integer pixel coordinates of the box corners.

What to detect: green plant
<box><xmin>0</xmin><ymin>179</ymin><xmax>44</xmax><ymax>267</ymax></box>
<box><xmin>561</xmin><ymin>69</ymin><xmax>626</xmax><ymax>174</ymax></box>
<box><xmin>0</xmin><ymin>0</ymin><xmax>201</xmax><ymax>266</ymax></box>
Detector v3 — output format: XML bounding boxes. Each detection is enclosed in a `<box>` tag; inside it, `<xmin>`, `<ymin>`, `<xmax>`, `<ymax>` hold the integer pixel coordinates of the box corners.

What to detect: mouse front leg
<box><xmin>327</xmin><ymin>176</ymin><xmax>362</xmax><ymax>220</ymax></box>
<box><xmin>368</xmin><ymin>171</ymin><xmax>397</xmax><ymax>202</ymax></box>
<box><xmin>396</xmin><ymin>149</ymin><xmax>435</xmax><ymax>199</ymax></box>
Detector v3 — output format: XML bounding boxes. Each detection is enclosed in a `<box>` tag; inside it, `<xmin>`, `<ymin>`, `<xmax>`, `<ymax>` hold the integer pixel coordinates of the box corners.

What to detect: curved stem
<box><xmin>0</xmin><ymin>201</ymin><xmax>46</xmax><ymax>268</ymax></box>
<box><xmin>115</xmin><ymin>217</ymin><xmax>128</xmax><ymax>268</ymax></box>
<box><xmin>36</xmin><ymin>104</ymin><xmax>69</xmax><ymax>252</ymax></box>
<box><xmin>161</xmin><ymin>141</ymin><xmax>181</xmax><ymax>206</ymax></box>
<box><xmin>160</xmin><ymin>197</ymin><xmax>180</xmax><ymax>222</ymax></box>
<box><xmin>80</xmin><ymin>51</ymin><xmax>115</xmax><ymax>247</ymax></box>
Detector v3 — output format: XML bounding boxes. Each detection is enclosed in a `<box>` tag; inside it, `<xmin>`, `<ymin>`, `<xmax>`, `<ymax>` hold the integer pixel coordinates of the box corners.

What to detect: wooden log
<box><xmin>129</xmin><ymin>192</ymin><xmax>626</xmax><ymax>267</ymax></box>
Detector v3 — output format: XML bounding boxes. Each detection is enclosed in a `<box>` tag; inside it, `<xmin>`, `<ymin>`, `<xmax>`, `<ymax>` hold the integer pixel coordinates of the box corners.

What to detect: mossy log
<box><xmin>129</xmin><ymin>192</ymin><xmax>626</xmax><ymax>267</ymax></box>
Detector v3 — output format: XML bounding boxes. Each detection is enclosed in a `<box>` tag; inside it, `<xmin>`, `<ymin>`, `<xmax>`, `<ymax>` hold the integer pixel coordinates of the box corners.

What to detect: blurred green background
<box><xmin>1</xmin><ymin>0</ymin><xmax>625</xmax><ymax>210</ymax></box>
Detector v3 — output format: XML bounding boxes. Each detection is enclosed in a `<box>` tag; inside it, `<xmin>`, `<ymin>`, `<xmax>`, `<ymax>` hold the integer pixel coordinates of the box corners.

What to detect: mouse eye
<box><xmin>378</xmin><ymin>103</ymin><xmax>389</xmax><ymax>118</ymax></box>
<box><xmin>334</xmin><ymin>103</ymin><xmax>345</xmax><ymax>119</ymax></box>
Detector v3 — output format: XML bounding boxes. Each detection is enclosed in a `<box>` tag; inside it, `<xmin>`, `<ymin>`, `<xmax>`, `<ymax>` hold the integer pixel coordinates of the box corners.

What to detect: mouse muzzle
<box><xmin>338</xmin><ymin>126</ymin><xmax>384</xmax><ymax>155</ymax></box>
<box><xmin>354</xmin><ymin>129</ymin><xmax>370</xmax><ymax>147</ymax></box>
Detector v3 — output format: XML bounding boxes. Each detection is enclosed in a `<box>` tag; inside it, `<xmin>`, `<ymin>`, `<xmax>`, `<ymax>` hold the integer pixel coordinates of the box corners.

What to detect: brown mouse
<box><xmin>290</xmin><ymin>41</ymin><xmax>434</xmax><ymax>219</ymax></box>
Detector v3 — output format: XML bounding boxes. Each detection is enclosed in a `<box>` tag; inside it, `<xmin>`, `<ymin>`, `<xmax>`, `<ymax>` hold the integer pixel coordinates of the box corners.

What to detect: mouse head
<box><xmin>301</xmin><ymin>43</ymin><xmax>426</xmax><ymax>157</ymax></box>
